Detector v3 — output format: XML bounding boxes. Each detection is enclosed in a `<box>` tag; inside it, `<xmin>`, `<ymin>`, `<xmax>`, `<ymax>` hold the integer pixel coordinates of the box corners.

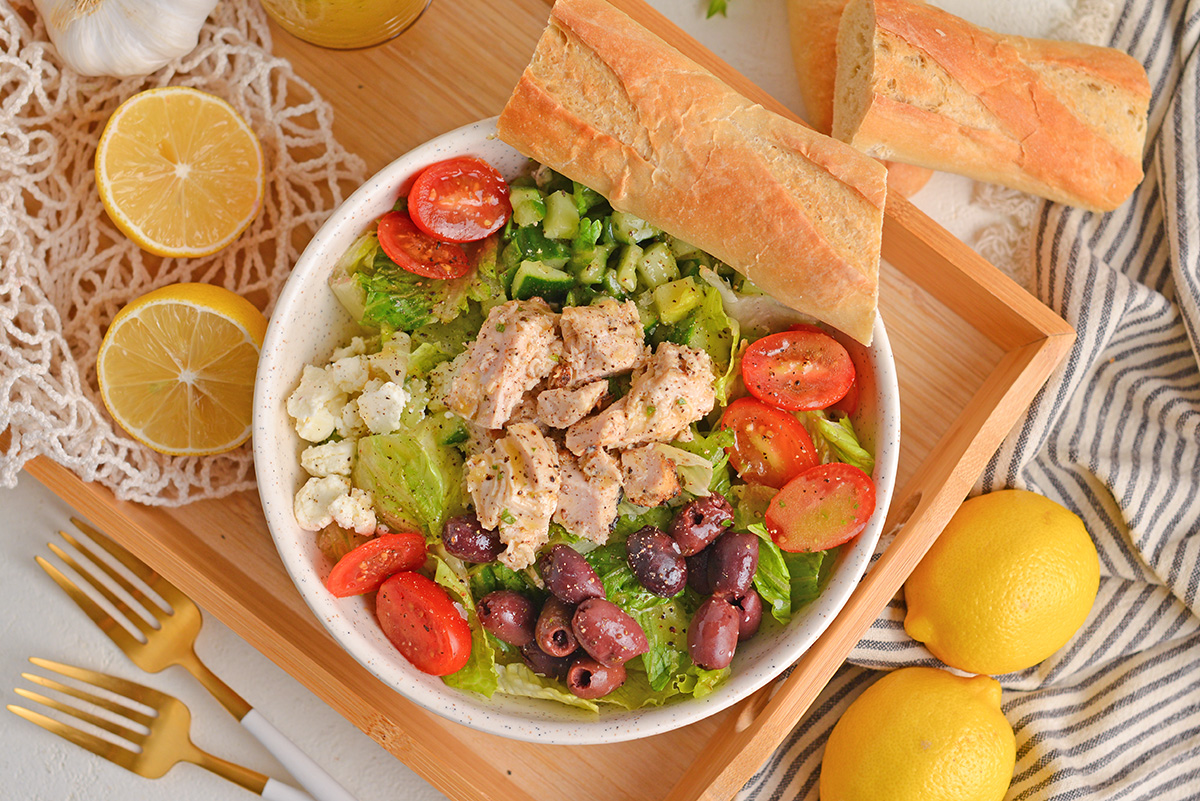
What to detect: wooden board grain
<box><xmin>25</xmin><ymin>1</ymin><xmax>1072</xmax><ymax>800</ymax></box>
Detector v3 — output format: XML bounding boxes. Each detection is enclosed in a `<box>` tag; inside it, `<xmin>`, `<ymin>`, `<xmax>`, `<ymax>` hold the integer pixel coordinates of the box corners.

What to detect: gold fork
<box><xmin>8</xmin><ymin>658</ymin><xmax>312</xmax><ymax>800</ymax></box>
<box><xmin>37</xmin><ymin>518</ymin><xmax>357</xmax><ymax>801</ymax></box>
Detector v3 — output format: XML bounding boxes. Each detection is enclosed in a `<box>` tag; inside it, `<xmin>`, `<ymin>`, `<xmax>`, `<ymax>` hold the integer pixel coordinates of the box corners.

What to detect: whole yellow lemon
<box><xmin>820</xmin><ymin>667</ymin><xmax>1015</xmax><ymax>801</ymax></box>
<box><xmin>904</xmin><ymin>489</ymin><xmax>1100</xmax><ymax>675</ymax></box>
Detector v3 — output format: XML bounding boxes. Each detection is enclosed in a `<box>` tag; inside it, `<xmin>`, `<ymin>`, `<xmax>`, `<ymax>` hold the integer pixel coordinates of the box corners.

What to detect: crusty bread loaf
<box><xmin>833</xmin><ymin>0</ymin><xmax>1150</xmax><ymax>212</ymax></box>
<box><xmin>787</xmin><ymin>0</ymin><xmax>932</xmax><ymax>198</ymax></box>
<box><xmin>497</xmin><ymin>0</ymin><xmax>887</xmax><ymax>345</ymax></box>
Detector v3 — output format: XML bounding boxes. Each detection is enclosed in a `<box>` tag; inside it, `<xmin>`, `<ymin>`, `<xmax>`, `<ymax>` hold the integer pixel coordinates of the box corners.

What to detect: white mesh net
<box><xmin>0</xmin><ymin>1</ymin><xmax>366</xmax><ymax>505</ymax></box>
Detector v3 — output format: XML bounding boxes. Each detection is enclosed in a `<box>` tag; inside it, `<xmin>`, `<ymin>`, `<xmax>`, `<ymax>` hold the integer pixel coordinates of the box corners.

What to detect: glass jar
<box><xmin>260</xmin><ymin>0</ymin><xmax>432</xmax><ymax>50</ymax></box>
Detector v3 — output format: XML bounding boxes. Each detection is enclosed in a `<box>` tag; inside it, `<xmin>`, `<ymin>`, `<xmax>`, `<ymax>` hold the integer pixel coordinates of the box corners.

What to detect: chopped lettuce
<box><xmin>431</xmin><ymin>553</ymin><xmax>498</xmax><ymax>697</ymax></box>
<box><xmin>353</xmin><ymin>419</ymin><xmax>464</xmax><ymax>537</ymax></box>
<box><xmin>331</xmin><ymin>231</ymin><xmax>504</xmax><ymax>332</ymax></box>
<box><xmin>495</xmin><ymin>663</ymin><xmax>600</xmax><ymax>712</ymax></box>
<box><xmin>654</xmin><ymin>443</ymin><xmax>715</xmax><ymax>497</ymax></box>
<box><xmin>751</xmin><ymin>532</ymin><xmax>792</xmax><ymax>625</ymax></box>
<box><xmin>802</xmin><ymin>411</ymin><xmax>875</xmax><ymax>475</ymax></box>
<box><xmin>669</xmin><ymin>427</ymin><xmax>734</xmax><ymax>496</ymax></box>
<box><xmin>468</xmin><ymin>561</ymin><xmax>541</xmax><ymax>600</ymax></box>
<box><xmin>733</xmin><ymin>490</ymin><xmax>831</xmax><ymax>625</ymax></box>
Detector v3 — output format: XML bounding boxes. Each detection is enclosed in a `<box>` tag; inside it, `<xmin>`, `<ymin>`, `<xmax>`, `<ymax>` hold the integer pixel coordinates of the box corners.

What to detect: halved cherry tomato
<box><xmin>408</xmin><ymin>157</ymin><xmax>511</xmax><ymax>243</ymax></box>
<box><xmin>377</xmin><ymin>211</ymin><xmax>470</xmax><ymax>279</ymax></box>
<box><xmin>765</xmin><ymin>462</ymin><xmax>876</xmax><ymax>552</ymax></box>
<box><xmin>325</xmin><ymin>531</ymin><xmax>427</xmax><ymax>598</ymax></box>
<box><xmin>742</xmin><ymin>329</ymin><xmax>855</xmax><ymax>411</ymax></box>
<box><xmin>376</xmin><ymin>571</ymin><xmax>472</xmax><ymax>676</ymax></box>
<box><xmin>720</xmin><ymin>397</ymin><xmax>819</xmax><ymax>488</ymax></box>
<box><xmin>830</xmin><ymin>372</ymin><xmax>859</xmax><ymax>416</ymax></box>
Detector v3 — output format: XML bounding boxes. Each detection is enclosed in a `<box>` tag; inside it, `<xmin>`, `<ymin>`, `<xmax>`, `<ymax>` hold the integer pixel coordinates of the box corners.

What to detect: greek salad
<box><xmin>286</xmin><ymin>155</ymin><xmax>877</xmax><ymax>711</ymax></box>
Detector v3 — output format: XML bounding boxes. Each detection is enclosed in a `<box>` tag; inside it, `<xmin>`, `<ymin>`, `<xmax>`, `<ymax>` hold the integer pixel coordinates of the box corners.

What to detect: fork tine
<box><xmin>52</xmin><ymin>536</ymin><xmax>163</xmax><ymax>620</ymax></box>
<box><xmin>7</xmin><ymin>704</ymin><xmax>138</xmax><ymax>771</ymax></box>
<box><xmin>14</xmin><ymin>685</ymin><xmax>148</xmax><ymax>742</ymax></box>
<box><xmin>35</xmin><ymin>556</ymin><xmax>145</xmax><ymax>651</ymax></box>
<box><xmin>29</xmin><ymin>658</ymin><xmax>171</xmax><ymax>710</ymax></box>
<box><xmin>38</xmin><ymin>550</ymin><xmax>154</xmax><ymax>640</ymax></box>
<box><xmin>68</xmin><ymin>519</ymin><xmax>190</xmax><ymax>612</ymax></box>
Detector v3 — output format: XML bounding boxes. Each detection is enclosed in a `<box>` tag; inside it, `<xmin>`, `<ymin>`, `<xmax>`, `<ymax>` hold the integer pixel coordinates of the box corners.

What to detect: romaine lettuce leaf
<box><xmin>353</xmin><ymin>419</ymin><xmax>464</xmax><ymax>537</ymax></box>
<box><xmin>669</xmin><ymin>427</ymin><xmax>734</xmax><ymax>496</ymax></box>
<box><xmin>494</xmin><ymin>663</ymin><xmax>599</xmax><ymax>712</ymax></box>
<box><xmin>431</xmin><ymin>553</ymin><xmax>498</xmax><ymax>697</ymax></box>
<box><xmin>803</xmin><ymin>411</ymin><xmax>875</xmax><ymax>475</ymax></box>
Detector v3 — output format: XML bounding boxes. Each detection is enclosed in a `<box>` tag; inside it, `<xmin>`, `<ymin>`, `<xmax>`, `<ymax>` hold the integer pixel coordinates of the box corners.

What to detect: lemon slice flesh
<box><xmin>96</xmin><ymin>87</ymin><xmax>265</xmax><ymax>257</ymax></box>
<box><xmin>98</xmin><ymin>283</ymin><xmax>268</xmax><ymax>456</ymax></box>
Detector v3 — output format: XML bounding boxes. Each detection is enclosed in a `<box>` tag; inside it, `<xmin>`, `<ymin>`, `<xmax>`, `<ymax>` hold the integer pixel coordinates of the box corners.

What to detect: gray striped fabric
<box><xmin>740</xmin><ymin>1</ymin><xmax>1200</xmax><ymax>798</ymax></box>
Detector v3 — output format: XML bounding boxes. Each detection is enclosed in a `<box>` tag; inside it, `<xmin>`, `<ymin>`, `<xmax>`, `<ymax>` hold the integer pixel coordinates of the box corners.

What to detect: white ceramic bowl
<box><xmin>254</xmin><ymin>118</ymin><xmax>900</xmax><ymax>744</ymax></box>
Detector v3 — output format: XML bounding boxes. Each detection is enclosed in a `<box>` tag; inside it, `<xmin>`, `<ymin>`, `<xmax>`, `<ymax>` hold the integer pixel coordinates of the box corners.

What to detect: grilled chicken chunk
<box><xmin>620</xmin><ymin>445</ymin><xmax>681</xmax><ymax>507</ymax></box>
<box><xmin>446</xmin><ymin>299</ymin><xmax>562</xmax><ymax>429</ymax></box>
<box><xmin>536</xmin><ymin>380</ymin><xmax>608</xmax><ymax>429</ymax></box>
<box><xmin>553</xmin><ymin>448</ymin><xmax>622</xmax><ymax>544</ymax></box>
<box><xmin>559</xmin><ymin>299</ymin><xmax>646</xmax><ymax>386</ymax></box>
<box><xmin>465</xmin><ymin>422</ymin><xmax>560</xmax><ymax>569</ymax></box>
<box><xmin>566</xmin><ymin>343</ymin><xmax>716</xmax><ymax>454</ymax></box>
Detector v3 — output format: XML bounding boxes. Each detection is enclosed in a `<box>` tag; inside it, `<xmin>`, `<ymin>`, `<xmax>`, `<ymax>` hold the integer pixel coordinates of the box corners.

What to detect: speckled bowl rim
<box><xmin>253</xmin><ymin>117</ymin><xmax>900</xmax><ymax>745</ymax></box>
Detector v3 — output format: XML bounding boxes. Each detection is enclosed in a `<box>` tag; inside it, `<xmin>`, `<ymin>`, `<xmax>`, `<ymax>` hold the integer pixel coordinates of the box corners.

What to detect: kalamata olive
<box><xmin>520</xmin><ymin>641</ymin><xmax>573</xmax><ymax>681</ymax></box>
<box><xmin>707</xmin><ymin>530</ymin><xmax>760</xmax><ymax>598</ymax></box>
<box><xmin>566</xmin><ymin>656</ymin><xmax>627</xmax><ymax>699</ymax></box>
<box><xmin>670</xmin><ymin>494</ymin><xmax>734</xmax><ymax>556</ymax></box>
<box><xmin>731</xmin><ymin>590</ymin><xmax>764</xmax><ymax>641</ymax></box>
<box><xmin>535</xmin><ymin>596</ymin><xmax>578</xmax><ymax>657</ymax></box>
<box><xmin>688</xmin><ymin>596</ymin><xmax>740</xmax><ymax>670</ymax></box>
<box><xmin>477</xmin><ymin>590</ymin><xmax>536</xmax><ymax>647</ymax></box>
<box><xmin>540</xmin><ymin>544</ymin><xmax>605</xmax><ymax>604</ymax></box>
<box><xmin>686</xmin><ymin>550</ymin><xmax>714</xmax><ymax>595</ymax></box>
<box><xmin>442</xmin><ymin>514</ymin><xmax>503</xmax><ymax>563</ymax></box>
<box><xmin>571</xmin><ymin>598</ymin><xmax>649</xmax><ymax>667</ymax></box>
<box><xmin>626</xmin><ymin>525</ymin><xmax>687</xmax><ymax>597</ymax></box>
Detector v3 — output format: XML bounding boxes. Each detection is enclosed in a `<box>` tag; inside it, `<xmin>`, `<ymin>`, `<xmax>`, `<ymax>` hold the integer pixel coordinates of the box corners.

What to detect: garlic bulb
<box><xmin>33</xmin><ymin>0</ymin><xmax>220</xmax><ymax>78</ymax></box>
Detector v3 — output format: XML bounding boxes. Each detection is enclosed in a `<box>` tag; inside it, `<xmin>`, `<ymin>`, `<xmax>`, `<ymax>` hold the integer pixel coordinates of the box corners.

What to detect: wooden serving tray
<box><xmin>25</xmin><ymin>1</ymin><xmax>1074</xmax><ymax>799</ymax></box>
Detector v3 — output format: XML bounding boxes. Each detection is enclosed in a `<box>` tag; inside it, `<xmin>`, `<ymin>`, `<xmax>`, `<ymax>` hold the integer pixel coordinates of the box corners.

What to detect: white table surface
<box><xmin>0</xmin><ymin>0</ymin><xmax>1070</xmax><ymax>799</ymax></box>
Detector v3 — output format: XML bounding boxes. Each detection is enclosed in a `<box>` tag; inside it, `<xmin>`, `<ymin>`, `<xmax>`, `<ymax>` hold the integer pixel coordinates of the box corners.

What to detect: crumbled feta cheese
<box><xmin>294</xmin><ymin>475</ymin><xmax>351</xmax><ymax>531</ymax></box>
<box><xmin>328</xmin><ymin>355</ymin><xmax>370</xmax><ymax>394</ymax></box>
<box><xmin>329</xmin><ymin>488</ymin><xmax>376</xmax><ymax>534</ymax></box>
<box><xmin>330</xmin><ymin>336</ymin><xmax>372</xmax><ymax>361</ymax></box>
<box><xmin>300</xmin><ymin>439</ymin><xmax>356</xmax><ymax>477</ymax></box>
<box><xmin>369</xmin><ymin>333</ymin><xmax>411</xmax><ymax>384</ymax></box>
<box><xmin>287</xmin><ymin>365</ymin><xmax>347</xmax><ymax>443</ymax></box>
<box><xmin>337</xmin><ymin>398</ymin><xmax>368</xmax><ymax>439</ymax></box>
<box><xmin>357</xmin><ymin>380</ymin><xmax>409</xmax><ymax>435</ymax></box>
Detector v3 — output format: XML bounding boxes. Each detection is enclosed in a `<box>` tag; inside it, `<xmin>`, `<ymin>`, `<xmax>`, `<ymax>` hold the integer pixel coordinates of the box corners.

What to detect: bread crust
<box><xmin>498</xmin><ymin>0</ymin><xmax>887</xmax><ymax>345</ymax></box>
<box><xmin>834</xmin><ymin>0</ymin><xmax>1150</xmax><ymax>212</ymax></box>
<box><xmin>788</xmin><ymin>0</ymin><xmax>932</xmax><ymax>198</ymax></box>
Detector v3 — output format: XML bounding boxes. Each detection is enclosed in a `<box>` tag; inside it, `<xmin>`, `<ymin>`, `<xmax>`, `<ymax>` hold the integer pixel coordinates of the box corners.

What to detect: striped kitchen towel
<box><xmin>740</xmin><ymin>0</ymin><xmax>1200</xmax><ymax>798</ymax></box>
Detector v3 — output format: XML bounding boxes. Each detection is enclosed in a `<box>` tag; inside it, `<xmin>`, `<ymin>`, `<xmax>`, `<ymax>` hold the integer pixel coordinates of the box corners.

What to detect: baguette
<box><xmin>833</xmin><ymin>0</ymin><xmax>1150</xmax><ymax>212</ymax></box>
<box><xmin>787</xmin><ymin>0</ymin><xmax>932</xmax><ymax>197</ymax></box>
<box><xmin>497</xmin><ymin>0</ymin><xmax>887</xmax><ymax>345</ymax></box>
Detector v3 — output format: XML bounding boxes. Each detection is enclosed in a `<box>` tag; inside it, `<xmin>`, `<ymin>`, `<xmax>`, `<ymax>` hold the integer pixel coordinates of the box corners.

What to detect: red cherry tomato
<box><xmin>376</xmin><ymin>572</ymin><xmax>472</xmax><ymax>676</ymax></box>
<box><xmin>742</xmin><ymin>329</ymin><xmax>855</xmax><ymax>411</ymax></box>
<box><xmin>407</xmin><ymin>157</ymin><xmax>511</xmax><ymax>243</ymax></box>
<box><xmin>830</xmin><ymin>372</ymin><xmax>859</xmax><ymax>416</ymax></box>
<box><xmin>765</xmin><ymin>462</ymin><xmax>876</xmax><ymax>552</ymax></box>
<box><xmin>720</xmin><ymin>397</ymin><xmax>819</xmax><ymax>488</ymax></box>
<box><xmin>377</xmin><ymin>211</ymin><xmax>470</xmax><ymax>279</ymax></box>
<box><xmin>325</xmin><ymin>532</ymin><xmax>427</xmax><ymax>598</ymax></box>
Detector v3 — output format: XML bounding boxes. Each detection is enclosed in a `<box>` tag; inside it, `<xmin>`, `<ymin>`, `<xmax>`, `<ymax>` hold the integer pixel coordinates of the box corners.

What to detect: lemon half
<box><xmin>97</xmin><ymin>283</ymin><xmax>267</xmax><ymax>455</ymax></box>
<box><xmin>95</xmin><ymin>87</ymin><xmax>264</xmax><ymax>258</ymax></box>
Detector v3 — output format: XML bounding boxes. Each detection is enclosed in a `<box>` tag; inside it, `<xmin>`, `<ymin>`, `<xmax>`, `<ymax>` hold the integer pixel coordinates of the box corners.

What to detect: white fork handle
<box><xmin>242</xmin><ymin>708</ymin><xmax>359</xmax><ymax>801</ymax></box>
<box><xmin>262</xmin><ymin>778</ymin><xmax>318</xmax><ymax>801</ymax></box>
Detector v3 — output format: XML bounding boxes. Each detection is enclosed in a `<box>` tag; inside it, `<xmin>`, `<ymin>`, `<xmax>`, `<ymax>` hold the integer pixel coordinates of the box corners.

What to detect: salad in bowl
<box><xmin>254</xmin><ymin>119</ymin><xmax>898</xmax><ymax>742</ymax></box>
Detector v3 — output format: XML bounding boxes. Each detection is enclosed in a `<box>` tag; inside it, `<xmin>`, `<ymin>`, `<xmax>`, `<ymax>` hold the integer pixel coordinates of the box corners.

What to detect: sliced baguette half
<box><xmin>498</xmin><ymin>0</ymin><xmax>887</xmax><ymax>345</ymax></box>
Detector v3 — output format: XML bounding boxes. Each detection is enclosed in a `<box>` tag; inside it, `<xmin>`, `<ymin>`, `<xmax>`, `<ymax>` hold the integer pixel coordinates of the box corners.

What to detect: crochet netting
<box><xmin>0</xmin><ymin>1</ymin><xmax>367</xmax><ymax>505</ymax></box>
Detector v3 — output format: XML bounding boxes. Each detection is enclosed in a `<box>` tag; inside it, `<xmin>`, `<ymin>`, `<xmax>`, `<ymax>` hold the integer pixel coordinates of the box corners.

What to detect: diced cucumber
<box><xmin>509</xmin><ymin>186</ymin><xmax>546</xmax><ymax>227</ymax></box>
<box><xmin>611</xmin><ymin>210</ymin><xmax>659</xmax><ymax>244</ymax></box>
<box><xmin>600</xmin><ymin>269</ymin><xmax>627</xmax><ymax>300</ymax></box>
<box><xmin>634</xmin><ymin>291</ymin><xmax>658</xmax><ymax>330</ymax></box>
<box><xmin>572</xmin><ymin>182</ymin><xmax>605</xmax><ymax>215</ymax></box>
<box><xmin>666</xmin><ymin>235</ymin><xmax>704</xmax><ymax>260</ymax></box>
<box><xmin>615</xmin><ymin>243</ymin><xmax>643</xmax><ymax>292</ymax></box>
<box><xmin>543</xmin><ymin>191</ymin><xmax>580</xmax><ymax>240</ymax></box>
<box><xmin>564</xmin><ymin>285</ymin><xmax>595</xmax><ymax>307</ymax></box>
<box><xmin>637</xmin><ymin>241</ymin><xmax>680</xmax><ymax>289</ymax></box>
<box><xmin>512</xmin><ymin>260</ymin><xmax>574</xmax><ymax>301</ymax></box>
<box><xmin>654</xmin><ymin>277</ymin><xmax>703</xmax><ymax>325</ymax></box>
<box><xmin>574</xmin><ymin>242</ymin><xmax>614</xmax><ymax>284</ymax></box>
